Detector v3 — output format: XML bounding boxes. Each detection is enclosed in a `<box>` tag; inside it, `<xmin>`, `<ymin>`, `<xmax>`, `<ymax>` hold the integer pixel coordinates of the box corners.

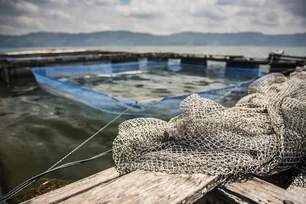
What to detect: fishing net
<box><xmin>113</xmin><ymin>66</ymin><xmax>306</xmax><ymax>178</ymax></box>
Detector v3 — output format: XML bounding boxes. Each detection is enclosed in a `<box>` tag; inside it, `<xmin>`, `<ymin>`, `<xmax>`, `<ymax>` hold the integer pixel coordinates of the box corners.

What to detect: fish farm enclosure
<box><xmin>32</xmin><ymin>61</ymin><xmax>266</xmax><ymax>116</ymax></box>
<box><xmin>1</xmin><ymin>49</ymin><xmax>305</xmax><ymax>83</ymax></box>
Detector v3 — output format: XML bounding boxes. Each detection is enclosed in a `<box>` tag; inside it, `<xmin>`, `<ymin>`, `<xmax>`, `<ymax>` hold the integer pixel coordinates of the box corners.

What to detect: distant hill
<box><xmin>0</xmin><ymin>31</ymin><xmax>305</xmax><ymax>48</ymax></box>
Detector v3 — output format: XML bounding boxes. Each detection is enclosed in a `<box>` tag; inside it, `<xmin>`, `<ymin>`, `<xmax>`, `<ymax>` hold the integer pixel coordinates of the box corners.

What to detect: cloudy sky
<box><xmin>0</xmin><ymin>0</ymin><xmax>305</xmax><ymax>35</ymax></box>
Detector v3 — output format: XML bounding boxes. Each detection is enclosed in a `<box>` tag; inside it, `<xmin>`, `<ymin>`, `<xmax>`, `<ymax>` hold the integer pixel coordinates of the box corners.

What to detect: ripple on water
<box><xmin>0</xmin><ymin>83</ymin><xmax>127</xmax><ymax>194</ymax></box>
<box><xmin>63</xmin><ymin>69</ymin><xmax>238</xmax><ymax>102</ymax></box>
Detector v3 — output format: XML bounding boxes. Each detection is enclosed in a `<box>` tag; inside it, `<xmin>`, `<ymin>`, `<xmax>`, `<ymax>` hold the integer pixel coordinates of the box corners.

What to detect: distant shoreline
<box><xmin>1</xmin><ymin>44</ymin><xmax>305</xmax><ymax>49</ymax></box>
<box><xmin>1</xmin><ymin>31</ymin><xmax>305</xmax><ymax>48</ymax></box>
<box><xmin>1</xmin><ymin>46</ymin><xmax>305</xmax><ymax>59</ymax></box>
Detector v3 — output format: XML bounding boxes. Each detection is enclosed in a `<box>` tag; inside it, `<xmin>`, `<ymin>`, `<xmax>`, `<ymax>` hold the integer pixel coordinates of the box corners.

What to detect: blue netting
<box><xmin>32</xmin><ymin>61</ymin><xmax>268</xmax><ymax>117</ymax></box>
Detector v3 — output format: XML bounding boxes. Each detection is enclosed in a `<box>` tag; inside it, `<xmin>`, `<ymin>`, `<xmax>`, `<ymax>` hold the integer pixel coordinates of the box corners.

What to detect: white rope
<box><xmin>49</xmin><ymin>102</ymin><xmax>137</xmax><ymax>170</ymax></box>
<box><xmin>215</xmin><ymin>79</ymin><xmax>253</xmax><ymax>102</ymax></box>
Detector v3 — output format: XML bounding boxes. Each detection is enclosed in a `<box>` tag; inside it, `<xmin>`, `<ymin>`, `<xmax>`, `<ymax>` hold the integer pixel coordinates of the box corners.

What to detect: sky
<box><xmin>0</xmin><ymin>0</ymin><xmax>305</xmax><ymax>35</ymax></box>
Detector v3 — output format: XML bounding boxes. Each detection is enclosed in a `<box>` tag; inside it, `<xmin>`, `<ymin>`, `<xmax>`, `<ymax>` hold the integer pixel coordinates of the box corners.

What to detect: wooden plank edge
<box><xmin>223</xmin><ymin>177</ymin><xmax>305</xmax><ymax>204</ymax></box>
<box><xmin>21</xmin><ymin>168</ymin><xmax>119</xmax><ymax>204</ymax></box>
<box><xmin>56</xmin><ymin>170</ymin><xmax>220</xmax><ymax>204</ymax></box>
<box><xmin>22</xmin><ymin>168</ymin><xmax>220</xmax><ymax>204</ymax></box>
<box><xmin>287</xmin><ymin>172</ymin><xmax>306</xmax><ymax>199</ymax></box>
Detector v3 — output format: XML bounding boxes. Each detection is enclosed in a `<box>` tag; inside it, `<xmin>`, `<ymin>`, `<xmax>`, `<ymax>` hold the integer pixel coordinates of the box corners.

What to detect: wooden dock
<box><xmin>0</xmin><ymin>49</ymin><xmax>305</xmax><ymax>83</ymax></box>
<box><xmin>22</xmin><ymin>167</ymin><xmax>306</xmax><ymax>204</ymax></box>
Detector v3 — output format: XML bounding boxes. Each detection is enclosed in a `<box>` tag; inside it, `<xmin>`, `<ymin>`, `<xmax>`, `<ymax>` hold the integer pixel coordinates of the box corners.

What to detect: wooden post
<box><xmin>3</xmin><ymin>67</ymin><xmax>9</xmax><ymax>83</ymax></box>
<box><xmin>181</xmin><ymin>57</ymin><xmax>207</xmax><ymax>66</ymax></box>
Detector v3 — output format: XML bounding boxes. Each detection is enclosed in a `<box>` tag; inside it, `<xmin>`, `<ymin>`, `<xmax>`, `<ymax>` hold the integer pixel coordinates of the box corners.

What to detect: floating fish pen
<box><xmin>1</xmin><ymin>49</ymin><xmax>305</xmax><ymax>83</ymax></box>
<box><xmin>32</xmin><ymin>61</ymin><xmax>267</xmax><ymax>117</ymax></box>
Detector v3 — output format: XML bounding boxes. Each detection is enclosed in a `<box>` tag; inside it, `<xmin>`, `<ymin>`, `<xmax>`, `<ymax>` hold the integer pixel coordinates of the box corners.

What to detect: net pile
<box><xmin>113</xmin><ymin>67</ymin><xmax>306</xmax><ymax>177</ymax></box>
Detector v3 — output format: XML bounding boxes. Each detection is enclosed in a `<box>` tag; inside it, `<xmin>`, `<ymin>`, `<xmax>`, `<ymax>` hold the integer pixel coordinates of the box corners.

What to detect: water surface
<box><xmin>60</xmin><ymin>68</ymin><xmax>240</xmax><ymax>102</ymax></box>
<box><xmin>0</xmin><ymin>78</ymin><xmax>131</xmax><ymax>200</ymax></box>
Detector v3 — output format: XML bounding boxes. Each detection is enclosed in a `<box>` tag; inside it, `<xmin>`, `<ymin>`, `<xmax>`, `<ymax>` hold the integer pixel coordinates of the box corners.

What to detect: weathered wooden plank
<box><xmin>200</xmin><ymin>188</ymin><xmax>249</xmax><ymax>204</ymax></box>
<box><xmin>60</xmin><ymin>171</ymin><xmax>219</xmax><ymax>204</ymax></box>
<box><xmin>214</xmin><ymin>188</ymin><xmax>249</xmax><ymax>204</ymax></box>
<box><xmin>23</xmin><ymin>166</ymin><xmax>306</xmax><ymax>204</ymax></box>
<box><xmin>287</xmin><ymin>173</ymin><xmax>306</xmax><ymax>199</ymax></box>
<box><xmin>222</xmin><ymin>177</ymin><xmax>306</xmax><ymax>204</ymax></box>
<box><xmin>23</xmin><ymin>168</ymin><xmax>220</xmax><ymax>204</ymax></box>
<box><xmin>22</xmin><ymin>168</ymin><xmax>119</xmax><ymax>204</ymax></box>
<box><xmin>288</xmin><ymin>186</ymin><xmax>306</xmax><ymax>200</ymax></box>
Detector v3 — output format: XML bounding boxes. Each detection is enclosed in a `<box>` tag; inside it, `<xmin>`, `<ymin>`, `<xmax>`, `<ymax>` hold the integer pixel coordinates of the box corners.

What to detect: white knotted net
<box><xmin>113</xmin><ymin>66</ymin><xmax>306</xmax><ymax>178</ymax></box>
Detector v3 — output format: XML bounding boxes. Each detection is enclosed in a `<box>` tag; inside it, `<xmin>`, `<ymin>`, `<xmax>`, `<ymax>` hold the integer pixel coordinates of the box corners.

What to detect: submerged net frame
<box><xmin>32</xmin><ymin>61</ymin><xmax>267</xmax><ymax>117</ymax></box>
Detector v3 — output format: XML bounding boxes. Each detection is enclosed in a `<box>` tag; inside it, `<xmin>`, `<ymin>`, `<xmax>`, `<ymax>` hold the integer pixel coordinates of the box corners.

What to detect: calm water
<box><xmin>0</xmin><ymin>46</ymin><xmax>305</xmax><ymax>201</ymax></box>
<box><xmin>60</xmin><ymin>68</ymin><xmax>239</xmax><ymax>102</ymax></box>
<box><xmin>0</xmin><ymin>78</ymin><xmax>130</xmax><ymax>198</ymax></box>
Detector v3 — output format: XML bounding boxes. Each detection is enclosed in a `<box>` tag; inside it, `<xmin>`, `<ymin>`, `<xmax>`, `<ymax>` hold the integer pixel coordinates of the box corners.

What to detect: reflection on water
<box><xmin>60</xmin><ymin>68</ymin><xmax>238</xmax><ymax>102</ymax></box>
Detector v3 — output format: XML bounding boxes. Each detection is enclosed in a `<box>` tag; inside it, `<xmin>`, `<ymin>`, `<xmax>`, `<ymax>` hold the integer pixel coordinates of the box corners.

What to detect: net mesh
<box><xmin>113</xmin><ymin>66</ymin><xmax>306</xmax><ymax>178</ymax></box>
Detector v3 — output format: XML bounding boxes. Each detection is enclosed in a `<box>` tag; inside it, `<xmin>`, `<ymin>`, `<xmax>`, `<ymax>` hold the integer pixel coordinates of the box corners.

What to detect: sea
<box><xmin>0</xmin><ymin>46</ymin><xmax>305</xmax><ymax>202</ymax></box>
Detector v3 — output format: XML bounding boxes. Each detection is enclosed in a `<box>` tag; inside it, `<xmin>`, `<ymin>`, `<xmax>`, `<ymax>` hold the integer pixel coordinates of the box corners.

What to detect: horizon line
<box><xmin>1</xmin><ymin>30</ymin><xmax>306</xmax><ymax>36</ymax></box>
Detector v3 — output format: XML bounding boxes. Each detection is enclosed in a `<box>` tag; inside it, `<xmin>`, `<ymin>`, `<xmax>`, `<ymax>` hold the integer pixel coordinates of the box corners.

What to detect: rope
<box><xmin>215</xmin><ymin>85</ymin><xmax>240</xmax><ymax>102</ymax></box>
<box><xmin>49</xmin><ymin>102</ymin><xmax>137</xmax><ymax>170</ymax></box>
<box><xmin>215</xmin><ymin>77</ymin><xmax>257</xmax><ymax>102</ymax></box>
<box><xmin>0</xmin><ymin>150</ymin><xmax>112</xmax><ymax>202</ymax></box>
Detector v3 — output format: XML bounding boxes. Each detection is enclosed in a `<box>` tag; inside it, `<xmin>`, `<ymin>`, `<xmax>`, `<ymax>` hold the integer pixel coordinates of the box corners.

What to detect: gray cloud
<box><xmin>252</xmin><ymin>15</ymin><xmax>279</xmax><ymax>27</ymax></box>
<box><xmin>189</xmin><ymin>6</ymin><xmax>227</xmax><ymax>21</ymax></box>
<box><xmin>0</xmin><ymin>0</ymin><xmax>305</xmax><ymax>35</ymax></box>
<box><xmin>235</xmin><ymin>9</ymin><xmax>258</xmax><ymax>17</ymax></box>
<box><xmin>116</xmin><ymin>1</ymin><xmax>161</xmax><ymax>19</ymax></box>
<box><xmin>279</xmin><ymin>0</ymin><xmax>306</xmax><ymax>18</ymax></box>
<box><xmin>0</xmin><ymin>0</ymin><xmax>39</xmax><ymax>16</ymax></box>
<box><xmin>77</xmin><ymin>0</ymin><xmax>119</xmax><ymax>6</ymax></box>
<box><xmin>128</xmin><ymin>12</ymin><xmax>158</xmax><ymax>19</ymax></box>
<box><xmin>216</xmin><ymin>0</ymin><xmax>265</xmax><ymax>7</ymax></box>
